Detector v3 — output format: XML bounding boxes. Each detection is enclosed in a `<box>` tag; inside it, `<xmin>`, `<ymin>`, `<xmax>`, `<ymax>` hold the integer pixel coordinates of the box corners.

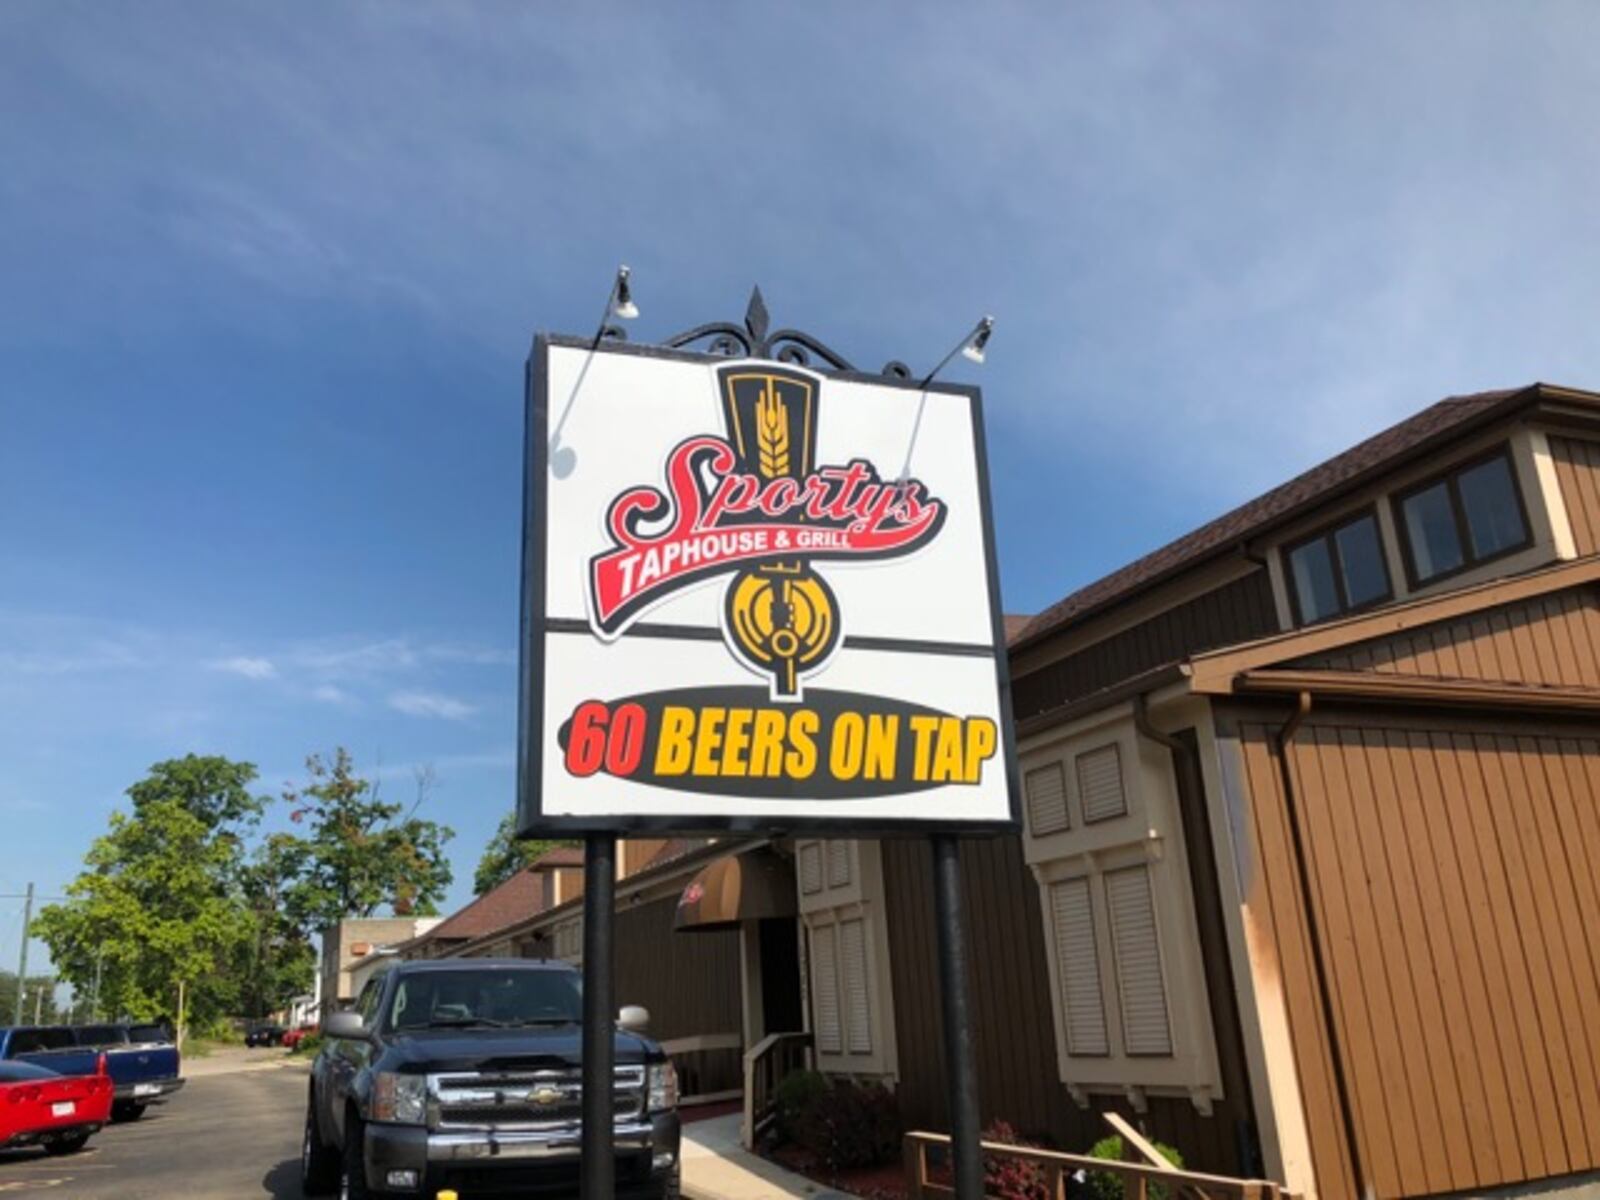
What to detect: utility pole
<box><xmin>91</xmin><ymin>950</ymin><xmax>104</xmax><ymax>1023</ymax></box>
<box><xmin>34</xmin><ymin>980</ymin><xmax>45</xmax><ymax>1025</ymax></box>
<box><xmin>13</xmin><ymin>883</ymin><xmax>34</xmax><ymax>1026</ymax></box>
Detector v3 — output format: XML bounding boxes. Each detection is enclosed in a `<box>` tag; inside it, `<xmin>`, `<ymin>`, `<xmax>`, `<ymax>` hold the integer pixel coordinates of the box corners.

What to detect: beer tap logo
<box><xmin>719</xmin><ymin>369</ymin><xmax>839</xmax><ymax>698</ymax></box>
<box><xmin>586</xmin><ymin>362</ymin><xmax>949</xmax><ymax>700</ymax></box>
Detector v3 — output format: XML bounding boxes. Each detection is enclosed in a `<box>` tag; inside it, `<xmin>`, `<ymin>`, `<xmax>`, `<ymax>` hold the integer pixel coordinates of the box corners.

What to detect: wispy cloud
<box><xmin>311</xmin><ymin>684</ymin><xmax>352</xmax><ymax>705</ymax></box>
<box><xmin>211</xmin><ymin>655</ymin><xmax>277</xmax><ymax>680</ymax></box>
<box><xmin>388</xmin><ymin>690</ymin><xmax>475</xmax><ymax>721</ymax></box>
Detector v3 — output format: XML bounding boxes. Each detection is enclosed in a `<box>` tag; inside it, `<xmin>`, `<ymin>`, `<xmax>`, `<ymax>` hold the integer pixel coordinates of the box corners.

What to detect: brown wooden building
<box><xmin>429</xmin><ymin>381</ymin><xmax>1600</xmax><ymax>1200</ymax></box>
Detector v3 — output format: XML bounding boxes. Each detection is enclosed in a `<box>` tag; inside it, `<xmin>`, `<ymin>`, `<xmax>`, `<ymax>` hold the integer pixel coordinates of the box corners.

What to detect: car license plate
<box><xmin>134</xmin><ymin>1084</ymin><xmax>161</xmax><ymax>1097</ymax></box>
<box><xmin>51</xmin><ymin>1101</ymin><xmax>74</xmax><ymax>1117</ymax></box>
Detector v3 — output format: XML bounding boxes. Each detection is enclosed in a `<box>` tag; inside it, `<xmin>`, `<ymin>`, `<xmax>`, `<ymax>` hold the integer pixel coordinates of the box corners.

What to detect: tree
<box><xmin>232</xmin><ymin>835</ymin><xmax>316</xmax><ymax>1020</ymax></box>
<box><xmin>0</xmin><ymin>973</ymin><xmax>64</xmax><ymax>1024</ymax></box>
<box><xmin>34</xmin><ymin>755</ymin><xmax>266</xmax><ymax>1034</ymax></box>
<box><xmin>278</xmin><ymin>749</ymin><xmax>454</xmax><ymax>931</ymax></box>
<box><xmin>473</xmin><ymin>813</ymin><xmax>573</xmax><ymax>895</ymax></box>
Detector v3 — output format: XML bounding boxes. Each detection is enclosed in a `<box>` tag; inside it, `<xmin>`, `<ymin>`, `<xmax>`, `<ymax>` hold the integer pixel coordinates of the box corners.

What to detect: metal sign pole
<box><xmin>581</xmin><ymin>833</ymin><xmax>617</xmax><ymax>1200</ymax></box>
<box><xmin>931</xmin><ymin>833</ymin><xmax>983</xmax><ymax>1199</ymax></box>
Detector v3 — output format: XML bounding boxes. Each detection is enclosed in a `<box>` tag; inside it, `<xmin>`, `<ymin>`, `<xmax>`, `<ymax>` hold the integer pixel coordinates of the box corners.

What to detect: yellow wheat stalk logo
<box><xmin>756</xmin><ymin>383</ymin><xmax>790</xmax><ymax>479</ymax></box>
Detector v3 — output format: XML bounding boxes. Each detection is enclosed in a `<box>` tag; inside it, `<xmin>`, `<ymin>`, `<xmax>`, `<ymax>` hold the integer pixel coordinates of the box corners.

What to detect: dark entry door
<box><xmin>759</xmin><ymin>918</ymin><xmax>804</xmax><ymax>1034</ymax></box>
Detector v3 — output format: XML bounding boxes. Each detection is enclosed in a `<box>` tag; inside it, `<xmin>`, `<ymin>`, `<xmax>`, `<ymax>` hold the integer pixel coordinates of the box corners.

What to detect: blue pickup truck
<box><xmin>0</xmin><ymin>1024</ymin><xmax>184</xmax><ymax>1121</ymax></box>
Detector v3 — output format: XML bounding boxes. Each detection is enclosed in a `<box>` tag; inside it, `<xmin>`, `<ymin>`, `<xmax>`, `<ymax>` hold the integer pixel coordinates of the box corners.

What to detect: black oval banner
<box><xmin>556</xmin><ymin>685</ymin><xmax>999</xmax><ymax>800</ymax></box>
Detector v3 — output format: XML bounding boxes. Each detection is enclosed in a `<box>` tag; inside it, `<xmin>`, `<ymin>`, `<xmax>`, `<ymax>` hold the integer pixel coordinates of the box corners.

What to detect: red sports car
<box><xmin>0</xmin><ymin>1056</ymin><xmax>113</xmax><ymax>1156</ymax></box>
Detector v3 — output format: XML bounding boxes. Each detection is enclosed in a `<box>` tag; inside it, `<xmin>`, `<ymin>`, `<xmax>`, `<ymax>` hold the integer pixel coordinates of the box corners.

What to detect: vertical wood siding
<box><xmin>1012</xmin><ymin>571</ymin><xmax>1279</xmax><ymax>720</ymax></box>
<box><xmin>1296</xmin><ymin>585</ymin><xmax>1600</xmax><ymax>685</ymax></box>
<box><xmin>614</xmin><ymin>896</ymin><xmax>744</xmax><ymax>1094</ymax></box>
<box><xmin>880</xmin><ymin>821</ymin><xmax>1254</xmax><ymax>1173</ymax></box>
<box><xmin>1550</xmin><ymin>436</ymin><xmax>1600</xmax><ymax>555</ymax></box>
<box><xmin>1237</xmin><ymin>717</ymin><xmax>1600</xmax><ymax>1200</ymax></box>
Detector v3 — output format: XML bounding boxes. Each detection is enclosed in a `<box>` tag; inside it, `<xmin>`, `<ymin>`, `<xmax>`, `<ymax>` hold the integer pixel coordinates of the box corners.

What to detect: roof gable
<box><xmin>1015</xmin><ymin>385</ymin><xmax>1574</xmax><ymax>652</ymax></box>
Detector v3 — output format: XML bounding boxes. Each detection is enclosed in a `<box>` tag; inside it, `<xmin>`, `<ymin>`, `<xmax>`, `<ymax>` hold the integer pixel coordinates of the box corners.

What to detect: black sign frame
<box><xmin>517</xmin><ymin>330</ymin><xmax>1021</xmax><ymax>838</ymax></box>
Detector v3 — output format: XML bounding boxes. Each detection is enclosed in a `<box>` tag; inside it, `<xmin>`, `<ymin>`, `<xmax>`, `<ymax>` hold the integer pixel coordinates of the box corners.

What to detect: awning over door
<box><xmin>674</xmin><ymin>846</ymin><xmax>796</xmax><ymax>932</ymax></box>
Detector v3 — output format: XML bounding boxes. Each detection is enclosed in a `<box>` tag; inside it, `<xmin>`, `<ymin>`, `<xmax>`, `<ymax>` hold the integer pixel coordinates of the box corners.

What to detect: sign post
<box><xmin>579</xmin><ymin>833</ymin><xmax>616</xmax><ymax>1199</ymax></box>
<box><xmin>518</xmin><ymin>290</ymin><xmax>1018</xmax><ymax>1200</ymax></box>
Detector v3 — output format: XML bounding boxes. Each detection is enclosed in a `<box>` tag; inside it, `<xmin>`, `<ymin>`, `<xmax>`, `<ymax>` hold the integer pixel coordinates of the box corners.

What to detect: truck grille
<box><xmin>429</xmin><ymin>1066</ymin><xmax>646</xmax><ymax>1131</ymax></box>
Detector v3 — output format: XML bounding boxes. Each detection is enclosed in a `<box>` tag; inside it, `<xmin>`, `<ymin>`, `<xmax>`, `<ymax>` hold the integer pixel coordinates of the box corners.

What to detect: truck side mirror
<box><xmin>617</xmin><ymin>1005</ymin><xmax>650</xmax><ymax>1032</ymax></box>
<box><xmin>325</xmin><ymin>1011</ymin><xmax>368</xmax><ymax>1041</ymax></box>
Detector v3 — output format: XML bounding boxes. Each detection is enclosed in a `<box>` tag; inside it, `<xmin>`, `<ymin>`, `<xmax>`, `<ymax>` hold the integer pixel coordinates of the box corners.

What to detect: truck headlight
<box><xmin>647</xmin><ymin>1061</ymin><xmax>678</xmax><ymax>1113</ymax></box>
<box><xmin>372</xmin><ymin>1072</ymin><xmax>427</xmax><ymax>1125</ymax></box>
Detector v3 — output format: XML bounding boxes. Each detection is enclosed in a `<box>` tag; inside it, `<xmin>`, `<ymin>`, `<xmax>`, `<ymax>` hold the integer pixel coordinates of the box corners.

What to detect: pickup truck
<box><xmin>71</xmin><ymin>1024</ymin><xmax>185</xmax><ymax>1120</ymax></box>
<box><xmin>302</xmin><ymin>958</ymin><xmax>680</xmax><ymax>1198</ymax></box>
<box><xmin>0</xmin><ymin>1025</ymin><xmax>183</xmax><ymax>1122</ymax></box>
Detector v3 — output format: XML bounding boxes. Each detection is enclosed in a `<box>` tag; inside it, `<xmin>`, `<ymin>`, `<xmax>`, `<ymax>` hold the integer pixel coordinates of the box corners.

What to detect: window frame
<box><xmin>1282</xmin><ymin>504</ymin><xmax>1394</xmax><ymax>626</ymax></box>
<box><xmin>1393</xmin><ymin>445</ymin><xmax>1534</xmax><ymax>589</ymax></box>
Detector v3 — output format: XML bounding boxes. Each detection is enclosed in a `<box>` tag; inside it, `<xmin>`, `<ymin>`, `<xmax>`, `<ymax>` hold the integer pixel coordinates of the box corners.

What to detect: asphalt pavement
<box><xmin>0</xmin><ymin>1049</ymin><xmax>309</xmax><ymax>1198</ymax></box>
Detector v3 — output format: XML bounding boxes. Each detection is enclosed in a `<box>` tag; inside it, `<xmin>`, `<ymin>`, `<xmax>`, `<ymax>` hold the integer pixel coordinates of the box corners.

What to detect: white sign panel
<box><xmin>518</xmin><ymin>336</ymin><xmax>1019</xmax><ymax>833</ymax></box>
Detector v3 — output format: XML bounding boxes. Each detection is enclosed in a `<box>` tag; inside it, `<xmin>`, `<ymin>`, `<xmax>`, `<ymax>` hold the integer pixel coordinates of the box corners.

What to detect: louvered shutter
<box><xmin>811</xmin><ymin>924</ymin><xmax>843</xmax><ymax>1054</ymax></box>
<box><xmin>799</xmin><ymin>843</ymin><xmax>824</xmax><ymax>895</ymax></box>
<box><xmin>1049</xmin><ymin>877</ymin><xmax>1109</xmax><ymax>1056</ymax></box>
<box><xmin>1106</xmin><ymin>866</ymin><xmax>1172</xmax><ymax>1055</ymax></box>
<box><xmin>1026</xmin><ymin>763</ymin><xmax>1070</xmax><ymax>835</ymax></box>
<box><xmin>826</xmin><ymin>841</ymin><xmax>853</xmax><ymax>889</ymax></box>
<box><xmin>839</xmin><ymin>919</ymin><xmax>873</xmax><ymax>1053</ymax></box>
<box><xmin>1077</xmin><ymin>744</ymin><xmax>1127</xmax><ymax>823</ymax></box>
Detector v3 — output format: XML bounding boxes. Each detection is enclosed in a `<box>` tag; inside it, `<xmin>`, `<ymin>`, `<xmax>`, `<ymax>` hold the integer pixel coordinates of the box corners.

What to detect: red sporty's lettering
<box><xmin>588</xmin><ymin>436</ymin><xmax>946</xmax><ymax>634</ymax></box>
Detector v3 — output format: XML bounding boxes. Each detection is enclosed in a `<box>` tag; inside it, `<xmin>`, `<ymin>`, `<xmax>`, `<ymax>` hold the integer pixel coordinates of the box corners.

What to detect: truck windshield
<box><xmin>388</xmin><ymin>969</ymin><xmax>583</xmax><ymax>1031</ymax></box>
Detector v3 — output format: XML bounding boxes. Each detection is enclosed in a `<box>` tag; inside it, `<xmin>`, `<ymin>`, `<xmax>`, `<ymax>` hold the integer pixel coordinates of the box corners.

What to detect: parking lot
<box><xmin>0</xmin><ymin>1049</ymin><xmax>307</xmax><ymax>1199</ymax></box>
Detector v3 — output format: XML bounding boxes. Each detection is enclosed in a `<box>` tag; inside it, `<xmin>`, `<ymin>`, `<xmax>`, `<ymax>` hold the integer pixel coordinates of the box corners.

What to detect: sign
<box><xmin>519</xmin><ymin>335</ymin><xmax>1019</xmax><ymax>833</ymax></box>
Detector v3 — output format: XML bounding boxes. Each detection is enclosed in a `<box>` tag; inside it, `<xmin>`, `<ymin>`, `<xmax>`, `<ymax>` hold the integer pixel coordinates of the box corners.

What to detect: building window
<box><xmin>1285</xmin><ymin>510</ymin><xmax>1391</xmax><ymax>623</ymax></box>
<box><xmin>1105</xmin><ymin>866</ymin><xmax>1173</xmax><ymax>1056</ymax></box>
<box><xmin>1398</xmin><ymin>449</ymin><xmax>1531</xmax><ymax>585</ymax></box>
<box><xmin>1077</xmin><ymin>744</ymin><xmax>1127</xmax><ymax>824</ymax></box>
<box><xmin>1026</xmin><ymin>763</ymin><xmax>1070</xmax><ymax>835</ymax></box>
<box><xmin>1048</xmin><ymin>877</ymin><xmax>1109</xmax><ymax>1056</ymax></box>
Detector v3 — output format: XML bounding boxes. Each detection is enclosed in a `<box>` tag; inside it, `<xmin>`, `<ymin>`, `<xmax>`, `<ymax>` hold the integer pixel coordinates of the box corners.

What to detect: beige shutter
<box><xmin>839</xmin><ymin>918</ymin><xmax>873</xmax><ymax>1054</ymax></box>
<box><xmin>1106</xmin><ymin>866</ymin><xmax>1172</xmax><ymax>1056</ymax></box>
<box><xmin>798</xmin><ymin>842</ymin><xmax>824</xmax><ymax>895</ymax></box>
<box><xmin>811</xmin><ymin>924</ymin><xmax>843</xmax><ymax>1054</ymax></box>
<box><xmin>1077</xmin><ymin>744</ymin><xmax>1127</xmax><ymax>823</ymax></box>
<box><xmin>1026</xmin><ymin>763</ymin><xmax>1070</xmax><ymax>835</ymax></box>
<box><xmin>1049</xmin><ymin>877</ymin><xmax>1109</xmax><ymax>1056</ymax></box>
<box><xmin>826</xmin><ymin>841</ymin><xmax>853</xmax><ymax>889</ymax></box>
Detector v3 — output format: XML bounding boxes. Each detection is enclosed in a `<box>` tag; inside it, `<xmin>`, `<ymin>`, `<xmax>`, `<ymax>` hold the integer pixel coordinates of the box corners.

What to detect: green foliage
<box><xmin>473</xmin><ymin>814</ymin><xmax>573</xmax><ymax>896</ymax></box>
<box><xmin>277</xmin><ymin>749</ymin><xmax>455</xmax><ymax>928</ymax></box>
<box><xmin>291</xmin><ymin>1032</ymin><xmax>324</xmax><ymax>1057</ymax></box>
<box><xmin>0</xmin><ymin>973</ymin><xmax>65</xmax><ymax>1025</ymax></box>
<box><xmin>34</xmin><ymin>755</ymin><xmax>268</xmax><ymax>1031</ymax></box>
<box><xmin>1086</xmin><ymin>1135</ymin><xmax>1185</xmax><ymax>1200</ymax></box>
<box><xmin>772</xmin><ymin>1069</ymin><xmax>830</xmax><ymax>1143</ymax></box>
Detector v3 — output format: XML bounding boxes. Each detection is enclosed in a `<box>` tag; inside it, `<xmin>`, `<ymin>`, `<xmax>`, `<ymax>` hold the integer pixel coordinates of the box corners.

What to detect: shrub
<box><xmin>291</xmin><ymin>1033</ymin><xmax>324</xmax><ymax>1057</ymax></box>
<box><xmin>790</xmin><ymin>1078</ymin><xmax>902</xmax><ymax>1170</ymax></box>
<box><xmin>982</xmin><ymin>1121</ymin><xmax>1051</xmax><ymax>1200</ymax></box>
<box><xmin>1086</xmin><ymin>1135</ymin><xmax>1184</xmax><ymax>1200</ymax></box>
<box><xmin>772</xmin><ymin>1069</ymin><xmax>830</xmax><ymax>1144</ymax></box>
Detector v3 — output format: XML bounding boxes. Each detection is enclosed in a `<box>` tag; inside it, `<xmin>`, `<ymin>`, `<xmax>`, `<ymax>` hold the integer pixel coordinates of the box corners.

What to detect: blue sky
<box><xmin>4</xmin><ymin>3</ymin><xmax>1600</xmax><ymax>975</ymax></box>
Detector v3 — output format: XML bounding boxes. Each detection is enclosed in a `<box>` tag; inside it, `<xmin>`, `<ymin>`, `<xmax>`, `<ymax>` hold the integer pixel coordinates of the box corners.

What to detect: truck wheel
<box><xmin>340</xmin><ymin>1116</ymin><xmax>374</xmax><ymax>1200</ymax></box>
<box><xmin>111</xmin><ymin>1101</ymin><xmax>147</xmax><ymax>1122</ymax></box>
<box><xmin>44</xmin><ymin>1134</ymin><xmax>91</xmax><ymax>1156</ymax></box>
<box><xmin>301</xmin><ymin>1100</ymin><xmax>339</xmax><ymax>1196</ymax></box>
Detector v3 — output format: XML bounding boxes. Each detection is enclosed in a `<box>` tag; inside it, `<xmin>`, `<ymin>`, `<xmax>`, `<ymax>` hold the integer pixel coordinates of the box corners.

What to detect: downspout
<box><xmin>1275</xmin><ymin>692</ymin><xmax>1373</xmax><ymax>1200</ymax></box>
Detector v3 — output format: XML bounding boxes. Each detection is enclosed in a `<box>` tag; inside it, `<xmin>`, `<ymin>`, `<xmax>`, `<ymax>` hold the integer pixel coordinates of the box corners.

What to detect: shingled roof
<box><xmin>424</xmin><ymin>866</ymin><xmax>550</xmax><ymax>943</ymax></box>
<box><xmin>1012</xmin><ymin>384</ymin><xmax>1550</xmax><ymax>652</ymax></box>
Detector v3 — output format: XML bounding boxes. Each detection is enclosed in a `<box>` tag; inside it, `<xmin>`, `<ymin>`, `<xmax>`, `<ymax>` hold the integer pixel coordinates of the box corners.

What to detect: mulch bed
<box><xmin>762</xmin><ymin>1143</ymin><xmax>909</xmax><ymax>1199</ymax></box>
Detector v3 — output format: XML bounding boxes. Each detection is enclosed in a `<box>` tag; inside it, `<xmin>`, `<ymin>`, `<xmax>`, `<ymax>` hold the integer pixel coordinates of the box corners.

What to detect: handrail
<box><xmin>903</xmin><ymin>1130</ymin><xmax>1284</xmax><ymax>1200</ymax></box>
<box><xmin>741</xmin><ymin>1030</ymin><xmax>812</xmax><ymax>1150</ymax></box>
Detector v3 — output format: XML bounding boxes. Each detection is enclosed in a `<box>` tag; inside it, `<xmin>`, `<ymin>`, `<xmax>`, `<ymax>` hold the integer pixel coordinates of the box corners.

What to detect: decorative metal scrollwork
<box><xmin>661</xmin><ymin>287</ymin><xmax>864</xmax><ymax>373</ymax></box>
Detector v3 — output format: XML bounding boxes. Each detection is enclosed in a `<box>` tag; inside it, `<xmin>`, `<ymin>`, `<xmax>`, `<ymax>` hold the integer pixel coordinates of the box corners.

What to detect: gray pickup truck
<box><xmin>301</xmin><ymin>958</ymin><xmax>680</xmax><ymax>1199</ymax></box>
